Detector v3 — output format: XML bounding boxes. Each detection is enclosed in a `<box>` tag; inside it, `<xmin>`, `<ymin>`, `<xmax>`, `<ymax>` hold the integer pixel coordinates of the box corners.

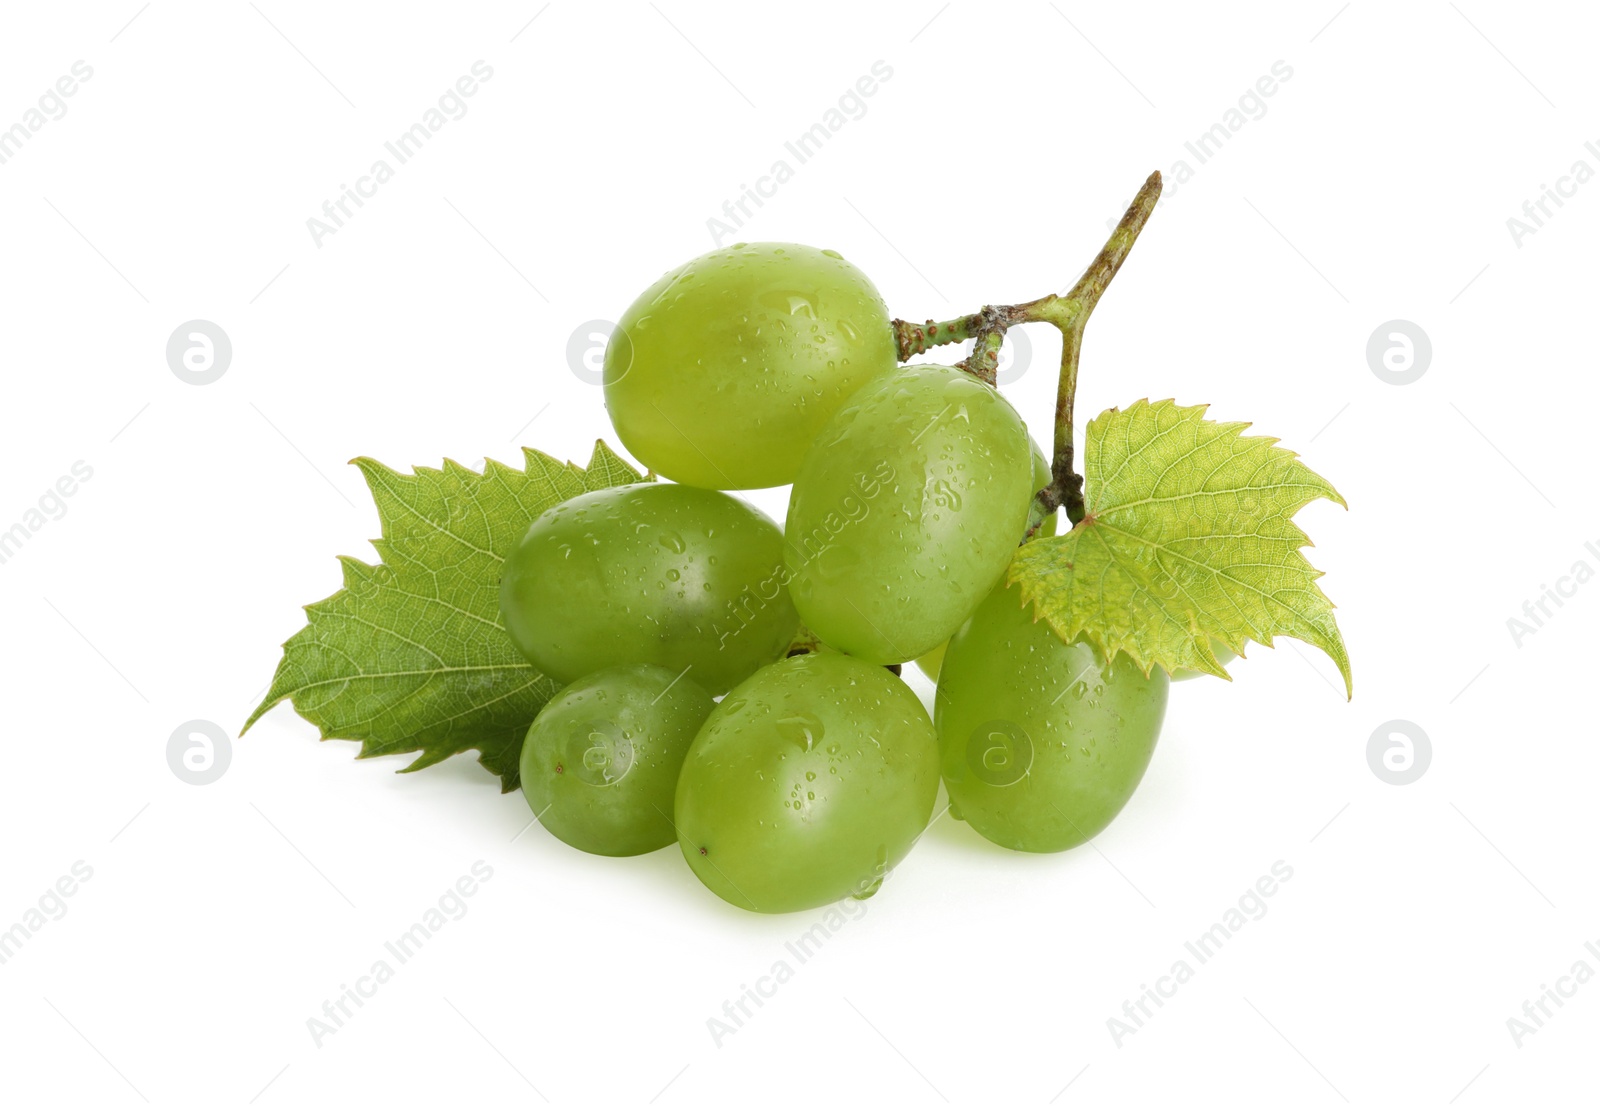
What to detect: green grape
<box><xmin>675</xmin><ymin>652</ymin><xmax>939</xmax><ymax>913</ymax></box>
<box><xmin>935</xmin><ymin>582</ymin><xmax>1169</xmax><ymax>853</ymax></box>
<box><xmin>519</xmin><ymin>664</ymin><xmax>714</xmax><ymax>856</ymax></box>
<box><xmin>603</xmin><ymin>243</ymin><xmax>898</xmax><ymax>490</ymax></box>
<box><xmin>785</xmin><ymin>365</ymin><xmax>1034</xmax><ymax>664</ymax></box>
<box><xmin>499</xmin><ymin>482</ymin><xmax>797</xmax><ymax>695</ymax></box>
<box><xmin>915</xmin><ymin>437</ymin><xmax>1055</xmax><ymax>681</ymax></box>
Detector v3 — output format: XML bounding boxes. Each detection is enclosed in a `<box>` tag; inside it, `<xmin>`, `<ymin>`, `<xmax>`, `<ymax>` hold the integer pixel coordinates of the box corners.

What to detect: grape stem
<box><xmin>890</xmin><ymin>170</ymin><xmax>1163</xmax><ymax>530</ymax></box>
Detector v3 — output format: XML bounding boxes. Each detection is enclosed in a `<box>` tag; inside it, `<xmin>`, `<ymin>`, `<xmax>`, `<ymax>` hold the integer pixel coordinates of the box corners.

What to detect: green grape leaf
<box><xmin>242</xmin><ymin>440</ymin><xmax>649</xmax><ymax>791</ymax></box>
<box><xmin>1009</xmin><ymin>399</ymin><xmax>1351</xmax><ymax>695</ymax></box>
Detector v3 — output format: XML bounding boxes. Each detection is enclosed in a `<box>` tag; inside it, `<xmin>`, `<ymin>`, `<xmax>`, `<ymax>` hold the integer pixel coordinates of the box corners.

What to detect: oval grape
<box><xmin>675</xmin><ymin>652</ymin><xmax>939</xmax><ymax>913</ymax></box>
<box><xmin>785</xmin><ymin>365</ymin><xmax>1034</xmax><ymax>664</ymax></box>
<box><xmin>603</xmin><ymin>243</ymin><xmax>898</xmax><ymax>489</ymax></box>
<box><xmin>499</xmin><ymin>482</ymin><xmax>797</xmax><ymax>694</ymax></box>
<box><xmin>520</xmin><ymin>665</ymin><xmax>714</xmax><ymax>856</ymax></box>
<box><xmin>935</xmin><ymin>582</ymin><xmax>1169</xmax><ymax>852</ymax></box>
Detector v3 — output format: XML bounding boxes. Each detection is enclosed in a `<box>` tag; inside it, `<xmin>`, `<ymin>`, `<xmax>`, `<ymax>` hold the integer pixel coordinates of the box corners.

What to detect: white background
<box><xmin>0</xmin><ymin>2</ymin><xmax>1594</xmax><ymax>1103</ymax></box>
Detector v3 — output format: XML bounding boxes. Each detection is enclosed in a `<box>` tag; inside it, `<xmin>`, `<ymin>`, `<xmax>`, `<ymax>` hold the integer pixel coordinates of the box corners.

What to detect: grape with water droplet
<box><xmin>934</xmin><ymin>582</ymin><xmax>1169</xmax><ymax>852</ymax></box>
<box><xmin>603</xmin><ymin>242</ymin><xmax>898</xmax><ymax>489</ymax></box>
<box><xmin>499</xmin><ymin>482</ymin><xmax>797</xmax><ymax>694</ymax></box>
<box><xmin>785</xmin><ymin>365</ymin><xmax>1034</xmax><ymax>664</ymax></box>
<box><xmin>674</xmin><ymin>652</ymin><xmax>939</xmax><ymax>913</ymax></box>
<box><xmin>520</xmin><ymin>664</ymin><xmax>714</xmax><ymax>856</ymax></box>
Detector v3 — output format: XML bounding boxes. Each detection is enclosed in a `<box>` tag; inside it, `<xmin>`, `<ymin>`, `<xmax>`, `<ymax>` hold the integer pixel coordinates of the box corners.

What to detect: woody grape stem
<box><xmin>891</xmin><ymin>170</ymin><xmax>1164</xmax><ymax>530</ymax></box>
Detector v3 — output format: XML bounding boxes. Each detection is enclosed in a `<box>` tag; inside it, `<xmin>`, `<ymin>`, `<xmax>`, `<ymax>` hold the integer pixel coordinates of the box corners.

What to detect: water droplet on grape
<box><xmin>776</xmin><ymin>713</ymin><xmax>823</xmax><ymax>751</ymax></box>
<box><xmin>851</xmin><ymin>874</ymin><xmax>884</xmax><ymax>900</ymax></box>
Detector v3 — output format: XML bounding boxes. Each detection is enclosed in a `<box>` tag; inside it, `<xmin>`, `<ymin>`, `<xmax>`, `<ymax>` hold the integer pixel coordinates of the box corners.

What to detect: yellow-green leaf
<box><xmin>1009</xmin><ymin>400</ymin><xmax>1350</xmax><ymax>695</ymax></box>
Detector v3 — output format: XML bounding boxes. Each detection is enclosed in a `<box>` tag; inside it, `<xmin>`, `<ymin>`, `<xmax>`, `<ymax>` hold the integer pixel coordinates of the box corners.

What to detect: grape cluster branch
<box><xmin>890</xmin><ymin>170</ymin><xmax>1163</xmax><ymax>532</ymax></box>
<box><xmin>892</xmin><ymin>314</ymin><xmax>976</xmax><ymax>361</ymax></box>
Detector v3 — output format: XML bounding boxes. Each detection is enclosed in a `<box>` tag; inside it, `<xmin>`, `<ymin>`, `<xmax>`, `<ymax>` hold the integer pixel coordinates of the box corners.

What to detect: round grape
<box><xmin>499</xmin><ymin>482</ymin><xmax>797</xmax><ymax>695</ymax></box>
<box><xmin>520</xmin><ymin>665</ymin><xmax>714</xmax><ymax>856</ymax></box>
<box><xmin>603</xmin><ymin>243</ymin><xmax>898</xmax><ymax>489</ymax></box>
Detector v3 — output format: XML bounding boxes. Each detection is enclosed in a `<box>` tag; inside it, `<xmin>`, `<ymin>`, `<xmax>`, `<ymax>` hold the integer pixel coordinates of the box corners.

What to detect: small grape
<box><xmin>519</xmin><ymin>664</ymin><xmax>714</xmax><ymax>856</ymax></box>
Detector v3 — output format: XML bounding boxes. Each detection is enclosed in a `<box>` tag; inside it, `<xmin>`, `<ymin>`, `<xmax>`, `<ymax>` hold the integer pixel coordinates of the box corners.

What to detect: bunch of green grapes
<box><xmin>497</xmin><ymin>239</ymin><xmax>1213</xmax><ymax>912</ymax></box>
